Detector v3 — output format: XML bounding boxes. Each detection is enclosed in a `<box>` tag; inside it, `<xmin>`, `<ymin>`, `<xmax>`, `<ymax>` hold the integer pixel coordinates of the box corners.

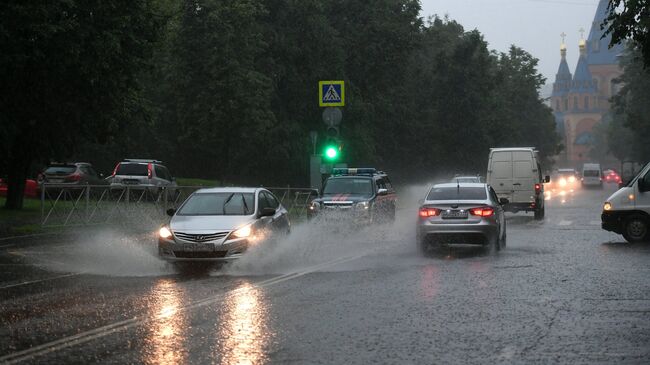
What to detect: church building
<box><xmin>551</xmin><ymin>0</ymin><xmax>624</xmax><ymax>167</ymax></box>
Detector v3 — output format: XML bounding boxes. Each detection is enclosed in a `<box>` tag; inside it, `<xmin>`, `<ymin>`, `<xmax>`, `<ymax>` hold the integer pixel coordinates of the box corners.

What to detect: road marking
<box><xmin>0</xmin><ymin>252</ymin><xmax>367</xmax><ymax>364</ymax></box>
<box><xmin>558</xmin><ymin>220</ymin><xmax>572</xmax><ymax>226</ymax></box>
<box><xmin>0</xmin><ymin>232</ymin><xmax>62</xmax><ymax>242</ymax></box>
<box><xmin>0</xmin><ymin>273</ymin><xmax>81</xmax><ymax>290</ymax></box>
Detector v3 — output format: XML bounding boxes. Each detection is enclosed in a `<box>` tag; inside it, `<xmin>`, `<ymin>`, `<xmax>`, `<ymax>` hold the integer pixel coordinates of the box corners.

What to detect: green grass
<box><xmin>176</xmin><ymin>177</ymin><xmax>221</xmax><ymax>187</ymax></box>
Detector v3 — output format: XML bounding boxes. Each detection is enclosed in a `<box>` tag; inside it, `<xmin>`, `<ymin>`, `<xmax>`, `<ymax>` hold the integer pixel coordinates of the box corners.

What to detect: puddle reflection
<box><xmin>144</xmin><ymin>279</ymin><xmax>188</xmax><ymax>365</ymax></box>
<box><xmin>214</xmin><ymin>282</ymin><xmax>272</xmax><ymax>365</ymax></box>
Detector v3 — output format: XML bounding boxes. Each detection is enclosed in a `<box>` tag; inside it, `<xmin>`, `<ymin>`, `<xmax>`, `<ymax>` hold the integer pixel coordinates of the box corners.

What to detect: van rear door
<box><xmin>512</xmin><ymin>151</ymin><xmax>535</xmax><ymax>203</ymax></box>
<box><xmin>489</xmin><ymin>151</ymin><xmax>514</xmax><ymax>200</ymax></box>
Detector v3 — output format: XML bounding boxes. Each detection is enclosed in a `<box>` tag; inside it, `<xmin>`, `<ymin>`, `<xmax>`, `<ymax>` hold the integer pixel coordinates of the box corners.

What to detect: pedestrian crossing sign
<box><xmin>319</xmin><ymin>81</ymin><xmax>345</xmax><ymax>107</ymax></box>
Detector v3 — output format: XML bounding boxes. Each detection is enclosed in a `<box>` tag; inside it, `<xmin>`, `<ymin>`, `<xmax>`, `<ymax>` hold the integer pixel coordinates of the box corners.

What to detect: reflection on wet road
<box><xmin>144</xmin><ymin>279</ymin><xmax>187</xmax><ymax>365</ymax></box>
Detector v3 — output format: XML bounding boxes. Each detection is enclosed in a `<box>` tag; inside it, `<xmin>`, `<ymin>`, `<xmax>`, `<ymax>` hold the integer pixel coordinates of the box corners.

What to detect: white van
<box><xmin>581</xmin><ymin>163</ymin><xmax>603</xmax><ymax>188</ymax></box>
<box><xmin>602</xmin><ymin>162</ymin><xmax>650</xmax><ymax>242</ymax></box>
<box><xmin>487</xmin><ymin>147</ymin><xmax>550</xmax><ymax>220</ymax></box>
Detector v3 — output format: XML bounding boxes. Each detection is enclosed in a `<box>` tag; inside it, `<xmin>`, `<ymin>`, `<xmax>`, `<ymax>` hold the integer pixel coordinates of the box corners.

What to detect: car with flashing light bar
<box><xmin>308</xmin><ymin>168</ymin><xmax>396</xmax><ymax>223</ymax></box>
<box><xmin>158</xmin><ymin>187</ymin><xmax>290</xmax><ymax>261</ymax></box>
<box><xmin>109</xmin><ymin>159</ymin><xmax>177</xmax><ymax>196</ymax></box>
<box><xmin>417</xmin><ymin>183</ymin><xmax>507</xmax><ymax>254</ymax></box>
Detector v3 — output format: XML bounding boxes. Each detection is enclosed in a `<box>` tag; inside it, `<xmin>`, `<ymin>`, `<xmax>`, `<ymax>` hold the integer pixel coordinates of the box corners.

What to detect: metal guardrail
<box><xmin>40</xmin><ymin>184</ymin><xmax>318</xmax><ymax>227</ymax></box>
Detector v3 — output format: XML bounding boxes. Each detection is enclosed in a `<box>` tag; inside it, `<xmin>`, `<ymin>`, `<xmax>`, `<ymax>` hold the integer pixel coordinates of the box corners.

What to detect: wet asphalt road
<box><xmin>1</xmin><ymin>184</ymin><xmax>650</xmax><ymax>364</ymax></box>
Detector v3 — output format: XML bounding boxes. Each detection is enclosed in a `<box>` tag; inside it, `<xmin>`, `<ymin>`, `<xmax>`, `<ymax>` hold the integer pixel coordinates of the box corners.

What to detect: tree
<box><xmin>0</xmin><ymin>0</ymin><xmax>165</xmax><ymax>209</ymax></box>
<box><xmin>602</xmin><ymin>0</ymin><xmax>650</xmax><ymax>68</ymax></box>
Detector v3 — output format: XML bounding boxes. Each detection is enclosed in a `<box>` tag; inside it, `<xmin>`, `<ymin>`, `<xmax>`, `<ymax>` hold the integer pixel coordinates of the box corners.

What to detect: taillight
<box><xmin>112</xmin><ymin>163</ymin><xmax>120</xmax><ymax>176</ymax></box>
<box><xmin>469</xmin><ymin>207</ymin><xmax>494</xmax><ymax>217</ymax></box>
<box><xmin>534</xmin><ymin>183</ymin><xmax>541</xmax><ymax>194</ymax></box>
<box><xmin>419</xmin><ymin>208</ymin><xmax>440</xmax><ymax>217</ymax></box>
<box><xmin>147</xmin><ymin>163</ymin><xmax>153</xmax><ymax>179</ymax></box>
<box><xmin>66</xmin><ymin>173</ymin><xmax>81</xmax><ymax>182</ymax></box>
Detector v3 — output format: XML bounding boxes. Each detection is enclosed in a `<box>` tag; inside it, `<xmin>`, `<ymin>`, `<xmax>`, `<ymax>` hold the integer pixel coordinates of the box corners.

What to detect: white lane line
<box><xmin>558</xmin><ymin>220</ymin><xmax>572</xmax><ymax>226</ymax></box>
<box><xmin>0</xmin><ymin>273</ymin><xmax>81</xmax><ymax>290</ymax></box>
<box><xmin>0</xmin><ymin>232</ymin><xmax>63</xmax><ymax>242</ymax></box>
<box><xmin>0</xmin><ymin>252</ymin><xmax>367</xmax><ymax>364</ymax></box>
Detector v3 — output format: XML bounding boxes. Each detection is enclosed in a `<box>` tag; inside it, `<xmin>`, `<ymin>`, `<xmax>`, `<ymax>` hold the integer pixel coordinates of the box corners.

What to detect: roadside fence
<box><xmin>40</xmin><ymin>184</ymin><xmax>318</xmax><ymax>227</ymax></box>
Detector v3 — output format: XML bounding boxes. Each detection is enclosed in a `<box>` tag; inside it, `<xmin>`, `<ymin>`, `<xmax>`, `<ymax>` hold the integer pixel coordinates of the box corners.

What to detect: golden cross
<box><xmin>560</xmin><ymin>32</ymin><xmax>566</xmax><ymax>43</ymax></box>
<box><xmin>579</xmin><ymin>28</ymin><xmax>585</xmax><ymax>39</ymax></box>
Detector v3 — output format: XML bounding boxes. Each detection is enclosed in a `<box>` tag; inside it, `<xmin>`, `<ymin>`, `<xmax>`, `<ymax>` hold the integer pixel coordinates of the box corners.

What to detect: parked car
<box><xmin>0</xmin><ymin>178</ymin><xmax>40</xmax><ymax>198</ymax></box>
<box><xmin>39</xmin><ymin>162</ymin><xmax>105</xmax><ymax>186</ymax></box>
<box><xmin>109</xmin><ymin>159</ymin><xmax>177</xmax><ymax>196</ymax></box>
<box><xmin>602</xmin><ymin>162</ymin><xmax>650</xmax><ymax>242</ymax></box>
<box><xmin>158</xmin><ymin>187</ymin><xmax>290</xmax><ymax>261</ymax></box>
<box><xmin>486</xmin><ymin>147</ymin><xmax>549</xmax><ymax>220</ymax></box>
<box><xmin>581</xmin><ymin>163</ymin><xmax>603</xmax><ymax>188</ymax></box>
<box><xmin>417</xmin><ymin>183</ymin><xmax>507</xmax><ymax>254</ymax></box>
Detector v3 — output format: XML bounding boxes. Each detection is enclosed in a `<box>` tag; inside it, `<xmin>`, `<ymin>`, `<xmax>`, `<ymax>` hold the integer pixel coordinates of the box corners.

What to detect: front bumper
<box><xmin>158</xmin><ymin>237</ymin><xmax>248</xmax><ymax>262</ymax></box>
<box><xmin>417</xmin><ymin>220</ymin><xmax>499</xmax><ymax>246</ymax></box>
<box><xmin>601</xmin><ymin>211</ymin><xmax>624</xmax><ymax>234</ymax></box>
<box><xmin>308</xmin><ymin>207</ymin><xmax>372</xmax><ymax>223</ymax></box>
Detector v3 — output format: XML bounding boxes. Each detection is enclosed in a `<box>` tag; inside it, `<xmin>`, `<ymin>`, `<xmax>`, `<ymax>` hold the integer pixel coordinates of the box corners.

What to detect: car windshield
<box><xmin>323</xmin><ymin>178</ymin><xmax>373</xmax><ymax>197</ymax></box>
<box><xmin>177</xmin><ymin>192</ymin><xmax>254</xmax><ymax>216</ymax></box>
<box><xmin>427</xmin><ymin>186</ymin><xmax>487</xmax><ymax>200</ymax></box>
<box><xmin>583</xmin><ymin>170</ymin><xmax>600</xmax><ymax>177</ymax></box>
<box><xmin>45</xmin><ymin>166</ymin><xmax>76</xmax><ymax>174</ymax></box>
<box><xmin>116</xmin><ymin>163</ymin><xmax>148</xmax><ymax>176</ymax></box>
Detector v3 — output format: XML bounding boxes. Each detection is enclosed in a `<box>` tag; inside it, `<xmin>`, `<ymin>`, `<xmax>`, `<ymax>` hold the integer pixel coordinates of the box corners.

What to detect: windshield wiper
<box><xmin>241</xmin><ymin>194</ymin><xmax>249</xmax><ymax>214</ymax></box>
<box><xmin>222</xmin><ymin>193</ymin><xmax>235</xmax><ymax>214</ymax></box>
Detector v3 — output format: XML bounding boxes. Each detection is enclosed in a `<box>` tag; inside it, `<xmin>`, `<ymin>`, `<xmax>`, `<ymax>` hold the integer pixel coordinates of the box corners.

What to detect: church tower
<box><xmin>550</xmin><ymin>0</ymin><xmax>624</xmax><ymax>167</ymax></box>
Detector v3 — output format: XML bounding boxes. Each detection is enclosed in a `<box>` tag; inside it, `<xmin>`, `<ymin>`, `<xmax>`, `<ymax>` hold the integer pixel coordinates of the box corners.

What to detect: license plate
<box><xmin>185</xmin><ymin>243</ymin><xmax>213</xmax><ymax>252</ymax></box>
<box><xmin>123</xmin><ymin>180</ymin><xmax>139</xmax><ymax>185</ymax></box>
<box><xmin>49</xmin><ymin>179</ymin><xmax>64</xmax><ymax>183</ymax></box>
<box><xmin>442</xmin><ymin>210</ymin><xmax>468</xmax><ymax>219</ymax></box>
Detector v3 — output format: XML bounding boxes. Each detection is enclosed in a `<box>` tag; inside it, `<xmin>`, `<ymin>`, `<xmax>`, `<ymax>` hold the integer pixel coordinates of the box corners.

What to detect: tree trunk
<box><xmin>4</xmin><ymin>156</ymin><xmax>30</xmax><ymax>210</ymax></box>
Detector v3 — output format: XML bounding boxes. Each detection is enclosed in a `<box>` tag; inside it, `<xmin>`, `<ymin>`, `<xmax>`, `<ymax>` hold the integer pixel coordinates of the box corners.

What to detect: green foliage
<box><xmin>2</xmin><ymin>0</ymin><xmax>560</xmax><ymax>208</ymax></box>
<box><xmin>609</xmin><ymin>49</ymin><xmax>650</xmax><ymax>160</ymax></box>
<box><xmin>602</xmin><ymin>0</ymin><xmax>650</xmax><ymax>68</ymax></box>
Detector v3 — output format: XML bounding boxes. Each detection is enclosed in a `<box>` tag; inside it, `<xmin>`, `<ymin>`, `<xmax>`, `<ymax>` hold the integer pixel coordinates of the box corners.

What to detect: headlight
<box><xmin>355</xmin><ymin>201</ymin><xmax>370</xmax><ymax>209</ymax></box>
<box><xmin>603</xmin><ymin>202</ymin><xmax>612</xmax><ymax>211</ymax></box>
<box><xmin>159</xmin><ymin>226</ymin><xmax>172</xmax><ymax>239</ymax></box>
<box><xmin>309</xmin><ymin>201</ymin><xmax>320</xmax><ymax>211</ymax></box>
<box><xmin>559</xmin><ymin>178</ymin><xmax>567</xmax><ymax>187</ymax></box>
<box><xmin>568</xmin><ymin>176</ymin><xmax>576</xmax><ymax>183</ymax></box>
<box><xmin>232</xmin><ymin>225</ymin><xmax>252</xmax><ymax>238</ymax></box>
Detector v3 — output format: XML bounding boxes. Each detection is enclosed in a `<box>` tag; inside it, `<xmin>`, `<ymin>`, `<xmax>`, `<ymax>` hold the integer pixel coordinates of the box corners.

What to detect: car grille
<box><xmin>173</xmin><ymin>251</ymin><xmax>228</xmax><ymax>259</ymax></box>
<box><xmin>173</xmin><ymin>231</ymin><xmax>229</xmax><ymax>243</ymax></box>
<box><xmin>323</xmin><ymin>203</ymin><xmax>353</xmax><ymax>208</ymax></box>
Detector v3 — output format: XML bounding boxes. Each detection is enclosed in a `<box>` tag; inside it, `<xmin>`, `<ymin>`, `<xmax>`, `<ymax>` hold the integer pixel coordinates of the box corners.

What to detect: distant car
<box><xmin>417</xmin><ymin>183</ymin><xmax>507</xmax><ymax>254</ymax></box>
<box><xmin>39</xmin><ymin>162</ymin><xmax>106</xmax><ymax>186</ymax></box>
<box><xmin>582</xmin><ymin>163</ymin><xmax>603</xmax><ymax>188</ymax></box>
<box><xmin>552</xmin><ymin>168</ymin><xmax>579</xmax><ymax>190</ymax></box>
<box><xmin>308</xmin><ymin>168</ymin><xmax>397</xmax><ymax>224</ymax></box>
<box><xmin>0</xmin><ymin>178</ymin><xmax>39</xmax><ymax>198</ymax></box>
<box><xmin>603</xmin><ymin>169</ymin><xmax>622</xmax><ymax>184</ymax></box>
<box><xmin>158</xmin><ymin>187</ymin><xmax>290</xmax><ymax>261</ymax></box>
<box><xmin>110</xmin><ymin>159</ymin><xmax>177</xmax><ymax>195</ymax></box>
<box><xmin>450</xmin><ymin>175</ymin><xmax>484</xmax><ymax>184</ymax></box>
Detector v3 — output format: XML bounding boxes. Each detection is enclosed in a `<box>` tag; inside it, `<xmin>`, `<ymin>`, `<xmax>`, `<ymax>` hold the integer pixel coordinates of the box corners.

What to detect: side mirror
<box><xmin>377</xmin><ymin>188</ymin><xmax>388</xmax><ymax>196</ymax></box>
<box><xmin>499</xmin><ymin>198</ymin><xmax>509</xmax><ymax>205</ymax></box>
<box><xmin>259</xmin><ymin>207</ymin><xmax>276</xmax><ymax>217</ymax></box>
<box><xmin>166</xmin><ymin>208</ymin><xmax>176</xmax><ymax>217</ymax></box>
<box><xmin>545</xmin><ymin>175</ymin><xmax>551</xmax><ymax>183</ymax></box>
<box><xmin>99</xmin><ymin>173</ymin><xmax>105</xmax><ymax>178</ymax></box>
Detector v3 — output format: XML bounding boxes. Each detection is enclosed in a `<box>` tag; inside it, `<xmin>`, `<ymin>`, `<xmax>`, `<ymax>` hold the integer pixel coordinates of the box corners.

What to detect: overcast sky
<box><xmin>419</xmin><ymin>0</ymin><xmax>603</xmax><ymax>91</ymax></box>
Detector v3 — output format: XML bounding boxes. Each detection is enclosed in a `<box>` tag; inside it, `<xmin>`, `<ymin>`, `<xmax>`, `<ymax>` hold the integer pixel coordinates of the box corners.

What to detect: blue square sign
<box><xmin>319</xmin><ymin>81</ymin><xmax>345</xmax><ymax>107</ymax></box>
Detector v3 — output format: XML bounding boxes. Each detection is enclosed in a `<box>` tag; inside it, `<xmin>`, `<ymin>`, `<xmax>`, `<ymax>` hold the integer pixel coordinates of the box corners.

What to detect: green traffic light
<box><xmin>324</xmin><ymin>146</ymin><xmax>338</xmax><ymax>160</ymax></box>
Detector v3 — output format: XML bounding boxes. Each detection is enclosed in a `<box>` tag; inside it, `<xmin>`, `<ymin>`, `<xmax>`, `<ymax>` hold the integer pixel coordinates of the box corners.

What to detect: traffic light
<box><xmin>323</xmin><ymin>137</ymin><xmax>342</xmax><ymax>162</ymax></box>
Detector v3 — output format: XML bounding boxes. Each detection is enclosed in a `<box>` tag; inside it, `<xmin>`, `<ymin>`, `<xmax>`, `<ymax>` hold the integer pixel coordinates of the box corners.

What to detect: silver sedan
<box><xmin>416</xmin><ymin>183</ymin><xmax>507</xmax><ymax>253</ymax></box>
<box><xmin>158</xmin><ymin>187</ymin><xmax>290</xmax><ymax>262</ymax></box>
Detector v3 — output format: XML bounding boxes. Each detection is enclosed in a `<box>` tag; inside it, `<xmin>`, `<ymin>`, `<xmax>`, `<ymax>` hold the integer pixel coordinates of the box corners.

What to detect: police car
<box><xmin>308</xmin><ymin>168</ymin><xmax>397</xmax><ymax>223</ymax></box>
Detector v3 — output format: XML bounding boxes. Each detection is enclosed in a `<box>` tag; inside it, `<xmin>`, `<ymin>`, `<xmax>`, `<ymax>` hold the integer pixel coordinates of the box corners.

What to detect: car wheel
<box><xmin>534</xmin><ymin>205</ymin><xmax>545</xmax><ymax>220</ymax></box>
<box><xmin>501</xmin><ymin>230</ymin><xmax>507</xmax><ymax>248</ymax></box>
<box><xmin>622</xmin><ymin>215</ymin><xmax>650</xmax><ymax>243</ymax></box>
